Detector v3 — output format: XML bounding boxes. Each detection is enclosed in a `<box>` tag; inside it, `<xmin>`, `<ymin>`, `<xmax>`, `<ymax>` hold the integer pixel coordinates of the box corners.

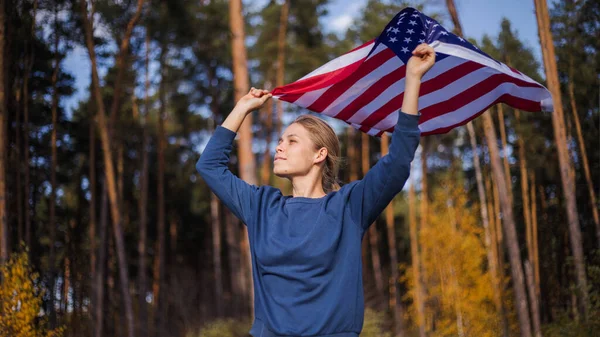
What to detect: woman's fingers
<box><xmin>412</xmin><ymin>43</ymin><xmax>433</xmax><ymax>57</ymax></box>
<box><xmin>260</xmin><ymin>93</ymin><xmax>273</xmax><ymax>103</ymax></box>
<box><xmin>249</xmin><ymin>88</ymin><xmax>270</xmax><ymax>98</ymax></box>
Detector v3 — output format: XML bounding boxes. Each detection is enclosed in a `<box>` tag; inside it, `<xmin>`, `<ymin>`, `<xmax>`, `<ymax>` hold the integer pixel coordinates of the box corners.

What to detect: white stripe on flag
<box><xmin>293</xmin><ymin>86</ymin><xmax>333</xmax><ymax>107</ymax></box>
<box><xmin>418</xmin><ymin>65</ymin><xmax>499</xmax><ymax>110</ymax></box>
<box><xmin>420</xmin><ymin>54</ymin><xmax>469</xmax><ymax>83</ymax></box>
<box><xmin>298</xmin><ymin>41</ymin><xmax>375</xmax><ymax>81</ymax></box>
<box><xmin>342</xmin><ymin>55</ymin><xmax>468</xmax><ymax>125</ymax></box>
<box><xmin>365</xmin><ymin>43</ymin><xmax>390</xmax><ymax>61</ymax></box>
<box><xmin>419</xmin><ymin>82</ymin><xmax>550</xmax><ymax>133</ymax></box>
<box><xmin>372</xmin><ymin>110</ymin><xmax>399</xmax><ymax>131</ymax></box>
<box><xmin>322</xmin><ymin>55</ymin><xmax>404</xmax><ymax>117</ymax></box>
<box><xmin>431</xmin><ymin>41</ymin><xmax>546</xmax><ymax>86</ymax></box>
<box><xmin>346</xmin><ymin>77</ymin><xmax>406</xmax><ymax>124</ymax></box>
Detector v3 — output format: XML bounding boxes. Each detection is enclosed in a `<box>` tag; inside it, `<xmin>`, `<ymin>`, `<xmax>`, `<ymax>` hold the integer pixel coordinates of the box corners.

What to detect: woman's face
<box><xmin>273</xmin><ymin>123</ymin><xmax>325</xmax><ymax>178</ymax></box>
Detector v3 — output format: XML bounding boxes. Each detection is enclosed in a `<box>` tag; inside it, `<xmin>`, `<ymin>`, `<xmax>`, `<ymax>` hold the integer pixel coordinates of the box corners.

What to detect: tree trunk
<box><xmin>108</xmin><ymin>0</ymin><xmax>144</xmax><ymax>130</ymax></box>
<box><xmin>0</xmin><ymin>0</ymin><xmax>8</xmax><ymax>264</ymax></box>
<box><xmin>63</xmin><ymin>220</ymin><xmax>72</xmax><ymax>316</ymax></box>
<box><xmin>153</xmin><ymin>43</ymin><xmax>168</xmax><ymax>337</ymax></box>
<box><xmin>497</xmin><ymin>105</ymin><xmax>512</xmax><ymax>203</ymax></box>
<box><xmin>23</xmin><ymin>0</ymin><xmax>37</xmax><ymax>252</ymax></box>
<box><xmin>409</xmin><ymin>182</ymin><xmax>426</xmax><ymax>337</ymax></box>
<box><xmin>567</xmin><ymin>59</ymin><xmax>599</xmax><ymax>245</ymax></box>
<box><xmin>483</xmin><ymin>110</ymin><xmax>532</xmax><ymax>337</ymax></box>
<box><xmin>525</xmin><ymin>261</ymin><xmax>542</xmax><ymax>337</ymax></box>
<box><xmin>531</xmin><ymin>173</ymin><xmax>540</xmax><ymax>299</ymax></box>
<box><xmin>533</xmin><ymin>0</ymin><xmax>588</xmax><ymax>319</ymax></box>
<box><xmin>516</xmin><ymin>110</ymin><xmax>533</xmax><ymax>264</ymax></box>
<box><xmin>361</xmin><ymin>133</ymin><xmax>384</xmax><ymax>299</ymax></box>
<box><xmin>446</xmin><ymin>197</ymin><xmax>467</xmax><ymax>337</ymax></box>
<box><xmin>442</xmin><ymin>8</ymin><xmax>509</xmax><ymax>330</ymax></box>
<box><xmin>16</xmin><ymin>81</ymin><xmax>22</xmax><ymax>245</ymax></box>
<box><xmin>49</xmin><ymin>12</ymin><xmax>61</xmax><ymax>325</ymax></box>
<box><xmin>210</xmin><ymin>192</ymin><xmax>223</xmax><ymax>317</ymax></box>
<box><xmin>206</xmin><ymin>66</ymin><xmax>225</xmax><ymax>318</ymax></box>
<box><xmin>260</xmin><ymin>102</ymin><xmax>274</xmax><ymax>186</ymax></box>
<box><xmin>368</xmin><ymin>226</ymin><xmax>384</xmax><ymax>300</ymax></box>
<box><xmin>468</xmin><ymin>123</ymin><xmax>508</xmax><ymax>336</ymax></box>
<box><xmin>229</xmin><ymin>0</ymin><xmax>255</xmax><ymax>317</ymax></box>
<box><xmin>419</xmin><ymin>138</ymin><xmax>432</xmax><ymax>331</ymax></box>
<box><xmin>136</xmin><ymin>28</ymin><xmax>150</xmax><ymax>337</ymax></box>
<box><xmin>275</xmin><ymin>0</ymin><xmax>290</xmax><ymax>137</ymax></box>
<box><xmin>240</xmin><ymin>224</ymin><xmax>253</xmax><ymax>314</ymax></box>
<box><xmin>95</xmin><ymin>183</ymin><xmax>108</xmax><ymax>337</ymax></box>
<box><xmin>381</xmin><ymin>133</ymin><xmax>406</xmax><ymax>336</ymax></box>
<box><xmin>89</xmin><ymin>97</ymin><xmax>97</xmax><ymax>334</ymax></box>
<box><xmin>224</xmin><ymin>209</ymin><xmax>242</xmax><ymax>317</ymax></box>
<box><xmin>79</xmin><ymin>1</ymin><xmax>142</xmax><ymax>335</ymax></box>
<box><xmin>353</xmin><ymin>129</ymin><xmax>372</xmax><ymax>292</ymax></box>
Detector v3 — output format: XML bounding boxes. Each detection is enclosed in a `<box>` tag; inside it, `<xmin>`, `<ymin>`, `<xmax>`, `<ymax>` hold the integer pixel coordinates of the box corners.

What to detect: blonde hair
<box><xmin>292</xmin><ymin>115</ymin><xmax>341</xmax><ymax>193</ymax></box>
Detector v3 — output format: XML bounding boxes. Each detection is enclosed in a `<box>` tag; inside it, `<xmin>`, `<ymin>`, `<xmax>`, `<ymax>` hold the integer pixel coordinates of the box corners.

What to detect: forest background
<box><xmin>0</xmin><ymin>0</ymin><xmax>598</xmax><ymax>336</ymax></box>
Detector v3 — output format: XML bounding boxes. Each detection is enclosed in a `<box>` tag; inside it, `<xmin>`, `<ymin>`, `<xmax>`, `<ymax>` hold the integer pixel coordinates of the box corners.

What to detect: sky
<box><xmin>62</xmin><ymin>0</ymin><xmax>544</xmax><ymax>115</ymax></box>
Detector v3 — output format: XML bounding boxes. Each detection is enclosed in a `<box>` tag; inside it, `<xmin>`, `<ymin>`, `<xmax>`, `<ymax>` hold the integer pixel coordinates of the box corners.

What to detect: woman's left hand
<box><xmin>406</xmin><ymin>43</ymin><xmax>436</xmax><ymax>80</ymax></box>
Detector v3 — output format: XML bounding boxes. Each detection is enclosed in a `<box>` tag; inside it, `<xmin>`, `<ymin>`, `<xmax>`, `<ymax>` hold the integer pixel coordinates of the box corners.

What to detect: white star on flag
<box><xmin>409</xmin><ymin>20</ymin><xmax>417</xmax><ymax>26</ymax></box>
<box><xmin>404</xmin><ymin>37</ymin><xmax>412</xmax><ymax>43</ymax></box>
<box><xmin>401</xmin><ymin>46</ymin><xmax>409</xmax><ymax>53</ymax></box>
<box><xmin>440</xmin><ymin>31</ymin><xmax>448</xmax><ymax>36</ymax></box>
<box><xmin>391</xmin><ymin>27</ymin><xmax>400</xmax><ymax>34</ymax></box>
<box><xmin>407</xmin><ymin>29</ymin><xmax>414</xmax><ymax>34</ymax></box>
<box><xmin>389</xmin><ymin>37</ymin><xmax>398</xmax><ymax>43</ymax></box>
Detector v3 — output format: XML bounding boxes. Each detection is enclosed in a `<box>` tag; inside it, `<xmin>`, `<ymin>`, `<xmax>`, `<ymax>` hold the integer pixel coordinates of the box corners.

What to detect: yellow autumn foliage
<box><xmin>0</xmin><ymin>250</ymin><xmax>63</xmax><ymax>337</ymax></box>
<box><xmin>404</xmin><ymin>170</ymin><xmax>504</xmax><ymax>337</ymax></box>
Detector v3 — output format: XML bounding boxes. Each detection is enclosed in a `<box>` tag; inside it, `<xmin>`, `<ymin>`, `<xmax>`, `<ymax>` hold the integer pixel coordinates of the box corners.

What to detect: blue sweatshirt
<box><xmin>196</xmin><ymin>111</ymin><xmax>420</xmax><ymax>337</ymax></box>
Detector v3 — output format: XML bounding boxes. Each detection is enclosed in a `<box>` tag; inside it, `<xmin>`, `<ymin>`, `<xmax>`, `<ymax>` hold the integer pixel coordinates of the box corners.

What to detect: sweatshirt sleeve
<box><xmin>196</xmin><ymin>126</ymin><xmax>259</xmax><ymax>227</ymax></box>
<box><xmin>349</xmin><ymin>111</ymin><xmax>421</xmax><ymax>232</ymax></box>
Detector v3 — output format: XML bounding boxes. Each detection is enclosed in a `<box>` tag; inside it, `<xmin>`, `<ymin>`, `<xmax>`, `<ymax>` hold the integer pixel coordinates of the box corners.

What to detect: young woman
<box><xmin>197</xmin><ymin>43</ymin><xmax>435</xmax><ymax>337</ymax></box>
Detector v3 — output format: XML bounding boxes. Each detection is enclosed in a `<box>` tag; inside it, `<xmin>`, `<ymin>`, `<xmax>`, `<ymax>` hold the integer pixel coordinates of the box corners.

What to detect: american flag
<box><xmin>271</xmin><ymin>7</ymin><xmax>553</xmax><ymax>136</ymax></box>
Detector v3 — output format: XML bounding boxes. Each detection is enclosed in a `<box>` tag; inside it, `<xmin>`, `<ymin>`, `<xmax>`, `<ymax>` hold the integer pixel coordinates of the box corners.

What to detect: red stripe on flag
<box><xmin>421</xmin><ymin>93</ymin><xmax>541</xmax><ymax>136</ymax></box>
<box><xmin>358</xmin><ymin>61</ymin><xmax>487</xmax><ymax>128</ymax></box>
<box><xmin>358</xmin><ymin>125</ymin><xmax>371</xmax><ymax>133</ymax></box>
<box><xmin>419</xmin><ymin>61</ymin><xmax>486</xmax><ymax>96</ymax></box>
<box><xmin>419</xmin><ymin>72</ymin><xmax>545</xmax><ymax>124</ymax></box>
<box><xmin>271</xmin><ymin>41</ymin><xmax>375</xmax><ymax>97</ymax></box>
<box><xmin>334</xmin><ymin>64</ymin><xmax>407</xmax><ymax>121</ymax></box>
<box><xmin>270</xmin><ymin>59</ymin><xmax>364</xmax><ymax>96</ymax></box>
<box><xmin>277</xmin><ymin>92</ymin><xmax>304</xmax><ymax>104</ymax></box>
<box><xmin>307</xmin><ymin>48</ymin><xmax>396</xmax><ymax>112</ymax></box>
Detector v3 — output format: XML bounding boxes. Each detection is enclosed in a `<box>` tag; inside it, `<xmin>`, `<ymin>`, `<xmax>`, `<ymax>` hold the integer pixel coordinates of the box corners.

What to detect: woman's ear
<box><xmin>314</xmin><ymin>147</ymin><xmax>328</xmax><ymax>165</ymax></box>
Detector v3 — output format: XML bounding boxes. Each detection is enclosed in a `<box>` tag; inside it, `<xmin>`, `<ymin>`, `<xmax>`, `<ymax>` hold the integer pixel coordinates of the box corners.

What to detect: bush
<box><xmin>189</xmin><ymin>318</ymin><xmax>251</xmax><ymax>337</ymax></box>
<box><xmin>0</xmin><ymin>249</ymin><xmax>64</xmax><ymax>337</ymax></box>
<box><xmin>361</xmin><ymin>308</ymin><xmax>392</xmax><ymax>337</ymax></box>
<box><xmin>188</xmin><ymin>310</ymin><xmax>392</xmax><ymax>337</ymax></box>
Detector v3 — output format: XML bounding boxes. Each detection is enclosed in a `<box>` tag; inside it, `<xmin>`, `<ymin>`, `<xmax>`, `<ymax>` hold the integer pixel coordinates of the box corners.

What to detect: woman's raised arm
<box><xmin>196</xmin><ymin>89</ymin><xmax>272</xmax><ymax>227</ymax></box>
<box><xmin>348</xmin><ymin>44</ymin><xmax>435</xmax><ymax>231</ymax></box>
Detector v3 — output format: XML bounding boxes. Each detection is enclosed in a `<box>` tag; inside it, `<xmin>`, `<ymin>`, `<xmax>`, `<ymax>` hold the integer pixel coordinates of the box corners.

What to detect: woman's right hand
<box><xmin>235</xmin><ymin>88</ymin><xmax>272</xmax><ymax>113</ymax></box>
